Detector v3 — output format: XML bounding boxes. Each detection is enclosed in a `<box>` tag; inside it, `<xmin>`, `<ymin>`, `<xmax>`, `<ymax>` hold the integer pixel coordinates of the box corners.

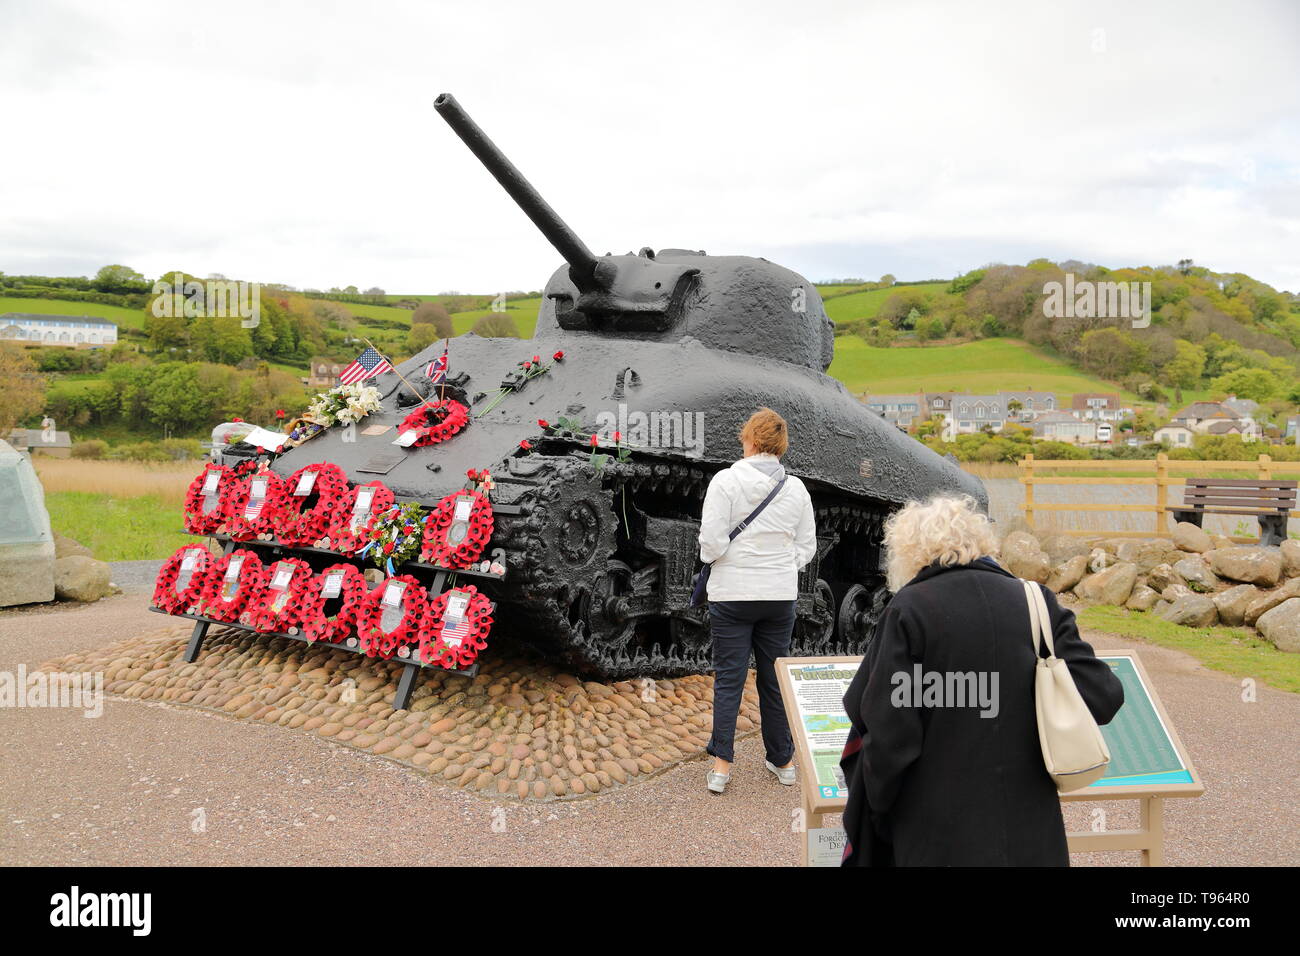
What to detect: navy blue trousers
<box><xmin>706</xmin><ymin>599</ymin><xmax>796</xmax><ymax>765</ymax></box>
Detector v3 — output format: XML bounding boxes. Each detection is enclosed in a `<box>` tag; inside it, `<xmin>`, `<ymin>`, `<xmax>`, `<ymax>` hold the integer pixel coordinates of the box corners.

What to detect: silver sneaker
<box><xmin>765</xmin><ymin>760</ymin><xmax>796</xmax><ymax>785</ymax></box>
<box><xmin>706</xmin><ymin>771</ymin><xmax>730</xmax><ymax>794</ymax></box>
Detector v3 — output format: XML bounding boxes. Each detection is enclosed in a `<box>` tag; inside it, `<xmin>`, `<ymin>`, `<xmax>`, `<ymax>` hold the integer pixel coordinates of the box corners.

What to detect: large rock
<box><xmin>1256</xmin><ymin>599</ymin><xmax>1300</xmax><ymax>653</ymax></box>
<box><xmin>1147</xmin><ymin>563</ymin><xmax>1181</xmax><ymax>593</ymax></box>
<box><xmin>1171</xmin><ymin>521</ymin><xmax>1213</xmax><ymax>554</ymax></box>
<box><xmin>1001</xmin><ymin>531</ymin><xmax>1050</xmax><ymax>584</ymax></box>
<box><xmin>1172</xmin><ymin>555</ymin><xmax>1218</xmax><ymax>592</ymax></box>
<box><xmin>1076</xmin><ymin>562</ymin><xmax>1139</xmax><ymax>606</ymax></box>
<box><xmin>1208</xmin><ymin>547</ymin><xmax>1283</xmax><ymax>588</ymax></box>
<box><xmin>1125</xmin><ymin>585</ymin><xmax>1160</xmax><ymax>612</ymax></box>
<box><xmin>1244</xmin><ymin>578</ymin><xmax>1300</xmax><ymax>627</ymax></box>
<box><xmin>1161</xmin><ymin>583</ymin><xmax>1193</xmax><ymax>603</ymax></box>
<box><xmin>1159</xmin><ymin>593</ymin><xmax>1218</xmax><ymax>628</ymax></box>
<box><xmin>1039</xmin><ymin>533</ymin><xmax>1091</xmax><ymax>564</ymax></box>
<box><xmin>53</xmin><ymin>555</ymin><xmax>112</xmax><ymax>603</ymax></box>
<box><xmin>1117</xmin><ymin>538</ymin><xmax>1183</xmax><ymax>573</ymax></box>
<box><xmin>1282</xmin><ymin>540</ymin><xmax>1300</xmax><ymax>579</ymax></box>
<box><xmin>0</xmin><ymin>439</ymin><xmax>56</xmax><ymax>607</ymax></box>
<box><xmin>1213</xmin><ymin>584</ymin><xmax>1261</xmax><ymax>627</ymax></box>
<box><xmin>54</xmin><ymin>533</ymin><xmax>93</xmax><ymax>559</ymax></box>
<box><xmin>1046</xmin><ymin>555</ymin><xmax>1088</xmax><ymax>594</ymax></box>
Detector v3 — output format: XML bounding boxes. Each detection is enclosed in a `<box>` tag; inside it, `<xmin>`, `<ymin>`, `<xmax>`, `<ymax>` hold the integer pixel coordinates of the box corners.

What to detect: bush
<box><xmin>71</xmin><ymin>439</ymin><xmax>108</xmax><ymax>459</ymax></box>
<box><xmin>107</xmin><ymin>441</ymin><xmax>171</xmax><ymax>462</ymax></box>
<box><xmin>470</xmin><ymin>313</ymin><xmax>520</xmax><ymax>338</ymax></box>
<box><xmin>160</xmin><ymin>438</ymin><xmax>204</xmax><ymax>460</ymax></box>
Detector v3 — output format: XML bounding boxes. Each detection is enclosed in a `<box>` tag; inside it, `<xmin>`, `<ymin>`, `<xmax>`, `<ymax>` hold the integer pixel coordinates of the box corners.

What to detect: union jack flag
<box><xmin>425</xmin><ymin>348</ymin><xmax>448</xmax><ymax>384</ymax></box>
<box><xmin>339</xmin><ymin>346</ymin><xmax>393</xmax><ymax>384</ymax></box>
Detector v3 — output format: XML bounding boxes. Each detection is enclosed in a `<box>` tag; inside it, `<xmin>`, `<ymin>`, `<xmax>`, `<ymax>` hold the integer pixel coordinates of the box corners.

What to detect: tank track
<box><xmin>485</xmin><ymin>452</ymin><xmax>892</xmax><ymax>680</ymax></box>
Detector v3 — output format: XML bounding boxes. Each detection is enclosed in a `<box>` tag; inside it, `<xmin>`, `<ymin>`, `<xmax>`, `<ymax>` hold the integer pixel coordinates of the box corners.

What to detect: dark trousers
<box><xmin>706</xmin><ymin>599</ymin><xmax>796</xmax><ymax>765</ymax></box>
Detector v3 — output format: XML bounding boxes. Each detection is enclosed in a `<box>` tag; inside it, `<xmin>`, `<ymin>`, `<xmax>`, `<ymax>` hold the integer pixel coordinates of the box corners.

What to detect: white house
<box><xmin>1031</xmin><ymin>411</ymin><xmax>1097</xmax><ymax>444</ymax></box>
<box><xmin>0</xmin><ymin>313</ymin><xmax>118</xmax><ymax>347</ymax></box>
<box><xmin>1154</xmin><ymin>424</ymin><xmax>1196</xmax><ymax>448</ymax></box>
<box><xmin>1168</xmin><ymin>401</ymin><xmax>1257</xmax><ymax>442</ymax></box>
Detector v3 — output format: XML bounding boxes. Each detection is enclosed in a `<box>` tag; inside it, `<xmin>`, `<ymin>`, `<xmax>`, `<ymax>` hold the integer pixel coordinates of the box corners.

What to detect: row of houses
<box><xmin>1</xmin><ymin>313</ymin><xmax>119</xmax><ymax>347</ymax></box>
<box><xmin>864</xmin><ymin>389</ymin><xmax>1271</xmax><ymax>446</ymax></box>
<box><xmin>865</xmin><ymin>390</ymin><xmax>1132</xmax><ymax>436</ymax></box>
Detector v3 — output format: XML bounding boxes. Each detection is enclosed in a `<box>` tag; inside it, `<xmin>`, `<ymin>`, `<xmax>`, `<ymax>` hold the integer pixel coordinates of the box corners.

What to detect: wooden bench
<box><xmin>1168</xmin><ymin>478</ymin><xmax>1297</xmax><ymax>547</ymax></box>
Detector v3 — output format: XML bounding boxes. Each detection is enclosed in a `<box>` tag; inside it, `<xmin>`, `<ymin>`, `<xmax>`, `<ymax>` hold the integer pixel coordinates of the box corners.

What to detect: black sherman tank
<box><xmin>263</xmin><ymin>93</ymin><xmax>988</xmax><ymax>680</ymax></box>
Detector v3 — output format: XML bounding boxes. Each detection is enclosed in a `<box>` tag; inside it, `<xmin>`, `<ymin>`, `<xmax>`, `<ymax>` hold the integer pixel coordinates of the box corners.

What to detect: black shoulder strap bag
<box><xmin>690</xmin><ymin>476</ymin><xmax>788</xmax><ymax>607</ymax></box>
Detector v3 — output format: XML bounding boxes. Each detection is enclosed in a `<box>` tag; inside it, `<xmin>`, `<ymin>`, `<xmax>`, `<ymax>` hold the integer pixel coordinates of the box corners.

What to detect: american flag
<box><xmin>441</xmin><ymin>611</ymin><xmax>470</xmax><ymax>646</ymax></box>
<box><xmin>339</xmin><ymin>346</ymin><xmax>393</xmax><ymax>384</ymax></box>
<box><xmin>425</xmin><ymin>348</ymin><xmax>448</xmax><ymax>384</ymax></box>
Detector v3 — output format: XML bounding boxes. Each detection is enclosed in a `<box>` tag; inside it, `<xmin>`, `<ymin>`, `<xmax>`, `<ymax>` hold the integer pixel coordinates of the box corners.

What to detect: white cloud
<box><xmin>1</xmin><ymin>0</ymin><xmax>1298</xmax><ymax>293</ymax></box>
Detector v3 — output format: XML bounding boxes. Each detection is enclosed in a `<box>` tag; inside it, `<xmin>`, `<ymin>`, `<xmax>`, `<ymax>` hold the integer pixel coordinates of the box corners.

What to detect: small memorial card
<box><xmin>225</xmin><ymin>556</ymin><xmax>245</xmax><ymax>580</ymax></box>
<box><xmin>248</xmin><ymin>478</ymin><xmax>267</xmax><ymax>516</ymax></box>
<box><xmin>271</xmin><ymin>566</ymin><xmax>293</xmax><ymax>590</ymax></box>
<box><xmin>322</xmin><ymin>570</ymin><xmax>345</xmax><ymax>599</ymax></box>
<box><xmin>361</xmin><ymin>424</ymin><xmax>391</xmax><ymax>437</ymax></box>
<box><xmin>181</xmin><ymin>552</ymin><xmax>198</xmax><ymax>571</ymax></box>
<box><xmin>202</xmin><ymin>471</ymin><xmax>221</xmax><ymax>494</ymax></box>
<box><xmin>383</xmin><ymin>582</ymin><xmax>405</xmax><ymax>606</ymax></box>
<box><xmin>294</xmin><ymin>471</ymin><xmax>317</xmax><ymax>496</ymax></box>
<box><xmin>442</xmin><ymin>592</ymin><xmax>469</xmax><ymax>647</ymax></box>
<box><xmin>453</xmin><ymin>497</ymin><xmax>473</xmax><ymax>522</ymax></box>
<box><xmin>350</xmin><ymin>488</ymin><xmax>375</xmax><ymax>532</ymax></box>
<box><xmin>394</xmin><ymin>430</ymin><xmax>420</xmax><ymax>448</ymax></box>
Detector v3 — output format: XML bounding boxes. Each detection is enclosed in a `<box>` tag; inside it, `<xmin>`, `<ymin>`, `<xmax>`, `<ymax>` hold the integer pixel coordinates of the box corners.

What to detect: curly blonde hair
<box><xmin>883</xmin><ymin>495</ymin><xmax>999</xmax><ymax>593</ymax></box>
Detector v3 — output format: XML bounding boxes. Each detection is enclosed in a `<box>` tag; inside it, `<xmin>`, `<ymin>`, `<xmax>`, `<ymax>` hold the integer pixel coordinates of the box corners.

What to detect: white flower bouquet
<box><xmin>307</xmin><ymin>382</ymin><xmax>383</xmax><ymax>427</ymax></box>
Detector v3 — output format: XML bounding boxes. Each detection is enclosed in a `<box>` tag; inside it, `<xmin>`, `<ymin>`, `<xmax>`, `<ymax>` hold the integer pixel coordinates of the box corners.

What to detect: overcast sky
<box><xmin>2</xmin><ymin>0</ymin><xmax>1298</xmax><ymax>295</ymax></box>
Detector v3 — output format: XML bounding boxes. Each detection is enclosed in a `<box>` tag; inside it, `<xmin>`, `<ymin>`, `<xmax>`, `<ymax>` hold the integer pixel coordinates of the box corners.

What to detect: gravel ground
<box><xmin>1</xmin><ymin>594</ymin><xmax>1296</xmax><ymax>866</ymax></box>
<box><xmin>107</xmin><ymin>560</ymin><xmax>165</xmax><ymax>595</ymax></box>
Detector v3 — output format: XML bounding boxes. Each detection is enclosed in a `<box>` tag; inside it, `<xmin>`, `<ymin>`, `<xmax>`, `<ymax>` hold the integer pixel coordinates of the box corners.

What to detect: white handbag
<box><xmin>1022</xmin><ymin>579</ymin><xmax>1111</xmax><ymax>792</ymax></box>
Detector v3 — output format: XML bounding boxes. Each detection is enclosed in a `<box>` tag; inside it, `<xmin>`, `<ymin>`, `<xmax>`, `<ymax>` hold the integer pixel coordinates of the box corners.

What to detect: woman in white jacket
<box><xmin>698</xmin><ymin>408</ymin><xmax>817</xmax><ymax>794</ymax></box>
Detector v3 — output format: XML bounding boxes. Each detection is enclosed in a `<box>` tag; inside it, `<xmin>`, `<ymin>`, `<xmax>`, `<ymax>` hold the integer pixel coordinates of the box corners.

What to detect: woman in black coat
<box><xmin>840</xmin><ymin>496</ymin><xmax>1124</xmax><ymax>866</ymax></box>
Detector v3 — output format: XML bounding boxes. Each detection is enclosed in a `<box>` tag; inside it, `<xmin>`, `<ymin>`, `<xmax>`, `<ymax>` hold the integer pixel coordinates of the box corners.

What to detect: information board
<box><xmin>1071</xmin><ymin>652</ymin><xmax>1202</xmax><ymax>797</ymax></box>
<box><xmin>774</xmin><ymin>657</ymin><xmax>860</xmax><ymax>815</ymax></box>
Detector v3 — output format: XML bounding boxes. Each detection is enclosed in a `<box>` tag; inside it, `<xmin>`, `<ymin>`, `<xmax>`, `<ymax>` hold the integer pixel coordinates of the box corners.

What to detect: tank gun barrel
<box><xmin>434</xmin><ymin>93</ymin><xmax>598</xmax><ymax>284</ymax></box>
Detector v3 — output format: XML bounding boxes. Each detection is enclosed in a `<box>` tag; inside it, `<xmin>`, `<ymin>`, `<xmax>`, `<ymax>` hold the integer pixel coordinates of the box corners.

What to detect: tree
<box><xmin>1162</xmin><ymin>339</ymin><xmax>1206</xmax><ymax>391</ymax></box>
<box><xmin>412</xmin><ymin>301</ymin><xmax>454</xmax><ymax>338</ymax></box>
<box><xmin>93</xmin><ymin>263</ymin><xmax>147</xmax><ymax>293</ymax></box>
<box><xmin>1079</xmin><ymin>327</ymin><xmax>1144</xmax><ymax>379</ymax></box>
<box><xmin>879</xmin><ymin>274</ymin><xmax>896</xmax><ymax>287</ymax></box>
<box><xmin>1211</xmin><ymin>367</ymin><xmax>1281</xmax><ymax>403</ymax></box>
<box><xmin>470</xmin><ymin>313</ymin><xmax>519</xmax><ymax>338</ymax></box>
<box><xmin>408</xmin><ymin>322</ymin><xmax>442</xmax><ymax>353</ymax></box>
<box><xmin>0</xmin><ymin>344</ymin><xmax>47</xmax><ymax>433</ymax></box>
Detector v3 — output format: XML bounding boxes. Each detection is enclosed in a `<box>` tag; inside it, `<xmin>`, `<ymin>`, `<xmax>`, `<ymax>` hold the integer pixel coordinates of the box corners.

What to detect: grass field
<box><xmin>827</xmin><ymin>336</ymin><xmax>1147</xmax><ymax>400</ymax></box>
<box><xmin>1079</xmin><ymin>605</ymin><xmax>1300</xmax><ymax>694</ymax></box>
<box><xmin>821</xmin><ymin>282</ymin><xmax>950</xmax><ymax>323</ymax></box>
<box><xmin>0</xmin><ymin>295</ymin><xmax>148</xmax><ymax>330</ymax></box>
<box><xmin>43</xmin><ymin>491</ymin><xmax>190</xmax><ymax>561</ymax></box>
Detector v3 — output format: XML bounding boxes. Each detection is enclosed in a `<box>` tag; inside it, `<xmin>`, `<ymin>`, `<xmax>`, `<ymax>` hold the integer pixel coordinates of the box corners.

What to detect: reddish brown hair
<box><xmin>739</xmin><ymin>407</ymin><xmax>789</xmax><ymax>457</ymax></box>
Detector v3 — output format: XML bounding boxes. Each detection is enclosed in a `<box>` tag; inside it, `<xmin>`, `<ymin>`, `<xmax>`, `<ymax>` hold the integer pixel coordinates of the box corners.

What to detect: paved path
<box><xmin>1</xmin><ymin>595</ymin><xmax>1296</xmax><ymax>866</ymax></box>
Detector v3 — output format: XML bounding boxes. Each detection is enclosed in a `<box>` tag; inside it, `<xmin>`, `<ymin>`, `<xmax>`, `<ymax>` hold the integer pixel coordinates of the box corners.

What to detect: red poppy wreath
<box><xmin>152</xmin><ymin>544</ymin><xmax>216</xmax><ymax>615</ymax></box>
<box><xmin>327</xmin><ymin>480</ymin><xmax>395</xmax><ymax>555</ymax></box>
<box><xmin>182</xmin><ymin>464</ymin><xmax>229</xmax><ymax>535</ymax></box>
<box><xmin>395</xmin><ymin>399</ymin><xmax>469</xmax><ymax>448</ymax></box>
<box><xmin>221</xmin><ymin>466</ymin><xmax>287</xmax><ymax>542</ymax></box>
<box><xmin>355</xmin><ymin>574</ymin><xmax>428</xmax><ymax>660</ymax></box>
<box><xmin>198</xmin><ymin>548</ymin><xmax>267</xmax><ymax>623</ymax></box>
<box><xmin>273</xmin><ymin>462</ymin><xmax>349</xmax><ymax>547</ymax></box>
<box><xmin>419</xmin><ymin>488</ymin><xmax>493</xmax><ymax>569</ymax></box>
<box><xmin>298</xmin><ymin>563</ymin><xmax>370</xmax><ymax>644</ymax></box>
<box><xmin>245</xmin><ymin>556</ymin><xmax>315</xmax><ymax>634</ymax></box>
<box><xmin>418</xmin><ymin>585</ymin><xmax>493</xmax><ymax>670</ymax></box>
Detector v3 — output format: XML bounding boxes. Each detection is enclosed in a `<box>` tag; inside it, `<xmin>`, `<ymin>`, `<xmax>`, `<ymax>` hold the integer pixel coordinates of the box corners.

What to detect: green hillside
<box><xmin>827</xmin><ymin>336</ymin><xmax>1209</xmax><ymax>403</ymax></box>
<box><xmin>0</xmin><ymin>295</ymin><xmax>147</xmax><ymax>330</ymax></box>
<box><xmin>821</xmin><ymin>282</ymin><xmax>949</xmax><ymax>323</ymax></box>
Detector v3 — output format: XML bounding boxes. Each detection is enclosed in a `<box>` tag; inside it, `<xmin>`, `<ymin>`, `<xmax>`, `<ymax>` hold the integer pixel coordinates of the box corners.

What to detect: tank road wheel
<box><xmin>836</xmin><ymin>582</ymin><xmax>891</xmax><ymax>653</ymax></box>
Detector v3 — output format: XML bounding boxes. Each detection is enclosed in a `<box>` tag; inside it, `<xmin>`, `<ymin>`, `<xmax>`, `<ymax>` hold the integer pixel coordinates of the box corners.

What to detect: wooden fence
<box><xmin>1018</xmin><ymin>453</ymin><xmax>1300</xmax><ymax>540</ymax></box>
